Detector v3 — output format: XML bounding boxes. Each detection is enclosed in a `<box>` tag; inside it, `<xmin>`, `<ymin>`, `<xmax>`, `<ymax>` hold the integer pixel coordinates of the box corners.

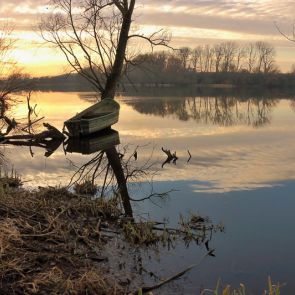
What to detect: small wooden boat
<box><xmin>64</xmin><ymin>98</ymin><xmax>120</xmax><ymax>137</ymax></box>
<box><xmin>65</xmin><ymin>129</ymin><xmax>120</xmax><ymax>155</ymax></box>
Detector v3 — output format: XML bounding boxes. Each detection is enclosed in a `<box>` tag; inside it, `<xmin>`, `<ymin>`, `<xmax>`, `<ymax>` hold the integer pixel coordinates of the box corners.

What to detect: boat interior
<box><xmin>81</xmin><ymin>112</ymin><xmax>112</xmax><ymax>119</ymax></box>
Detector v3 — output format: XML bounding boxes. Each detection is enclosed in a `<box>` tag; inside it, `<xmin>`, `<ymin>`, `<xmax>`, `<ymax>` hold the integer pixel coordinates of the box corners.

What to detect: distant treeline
<box><xmin>123</xmin><ymin>70</ymin><xmax>295</xmax><ymax>88</ymax></box>
<box><xmin>133</xmin><ymin>41</ymin><xmax>280</xmax><ymax>74</ymax></box>
<box><xmin>23</xmin><ymin>41</ymin><xmax>295</xmax><ymax>90</ymax></box>
<box><xmin>29</xmin><ymin>71</ymin><xmax>295</xmax><ymax>92</ymax></box>
<box><xmin>121</xmin><ymin>41</ymin><xmax>295</xmax><ymax>87</ymax></box>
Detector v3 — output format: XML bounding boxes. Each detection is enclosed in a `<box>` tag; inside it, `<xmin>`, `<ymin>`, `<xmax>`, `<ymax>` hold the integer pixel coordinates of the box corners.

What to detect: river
<box><xmin>2</xmin><ymin>88</ymin><xmax>295</xmax><ymax>294</ymax></box>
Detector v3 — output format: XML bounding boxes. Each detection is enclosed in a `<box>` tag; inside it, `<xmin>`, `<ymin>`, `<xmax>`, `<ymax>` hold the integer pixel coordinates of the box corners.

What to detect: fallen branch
<box><xmin>2</xmin><ymin>123</ymin><xmax>65</xmax><ymax>141</ymax></box>
<box><xmin>0</xmin><ymin>123</ymin><xmax>65</xmax><ymax>157</ymax></box>
<box><xmin>161</xmin><ymin>147</ymin><xmax>178</xmax><ymax>168</ymax></box>
<box><xmin>139</xmin><ymin>250</ymin><xmax>215</xmax><ymax>294</ymax></box>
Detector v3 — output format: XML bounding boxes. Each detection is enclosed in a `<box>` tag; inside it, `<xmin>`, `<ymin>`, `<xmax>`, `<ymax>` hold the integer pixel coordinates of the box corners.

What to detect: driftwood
<box><xmin>0</xmin><ymin>123</ymin><xmax>65</xmax><ymax>157</ymax></box>
<box><xmin>161</xmin><ymin>147</ymin><xmax>178</xmax><ymax>168</ymax></box>
<box><xmin>2</xmin><ymin>123</ymin><xmax>65</xmax><ymax>141</ymax></box>
<box><xmin>1</xmin><ymin>138</ymin><xmax>63</xmax><ymax>158</ymax></box>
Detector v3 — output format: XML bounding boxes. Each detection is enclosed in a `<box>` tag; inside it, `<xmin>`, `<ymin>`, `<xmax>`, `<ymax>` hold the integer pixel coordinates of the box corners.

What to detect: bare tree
<box><xmin>255</xmin><ymin>41</ymin><xmax>276</xmax><ymax>73</ymax></box>
<box><xmin>191</xmin><ymin>47</ymin><xmax>200</xmax><ymax>72</ymax></box>
<box><xmin>203</xmin><ymin>45</ymin><xmax>214</xmax><ymax>72</ymax></box>
<box><xmin>191</xmin><ymin>46</ymin><xmax>204</xmax><ymax>72</ymax></box>
<box><xmin>177</xmin><ymin>47</ymin><xmax>191</xmax><ymax>70</ymax></box>
<box><xmin>40</xmin><ymin>1</ymin><xmax>172</xmax><ymax>216</ymax></box>
<box><xmin>0</xmin><ymin>26</ymin><xmax>13</xmax><ymax>76</ymax></box>
<box><xmin>166</xmin><ymin>52</ymin><xmax>183</xmax><ymax>73</ymax></box>
<box><xmin>220</xmin><ymin>42</ymin><xmax>237</xmax><ymax>73</ymax></box>
<box><xmin>0</xmin><ymin>26</ymin><xmax>21</xmax><ymax>107</ymax></box>
<box><xmin>40</xmin><ymin>0</ymin><xmax>170</xmax><ymax>100</ymax></box>
<box><xmin>234</xmin><ymin>46</ymin><xmax>246</xmax><ymax>72</ymax></box>
<box><xmin>244</xmin><ymin>43</ymin><xmax>257</xmax><ymax>73</ymax></box>
<box><xmin>213</xmin><ymin>44</ymin><xmax>224</xmax><ymax>73</ymax></box>
<box><xmin>0</xmin><ymin>25</ymin><xmax>32</xmax><ymax>136</ymax></box>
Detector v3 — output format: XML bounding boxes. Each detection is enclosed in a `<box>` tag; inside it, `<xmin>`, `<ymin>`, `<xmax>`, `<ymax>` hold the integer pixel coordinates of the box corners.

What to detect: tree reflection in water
<box><xmin>290</xmin><ymin>100</ymin><xmax>295</xmax><ymax>112</ymax></box>
<box><xmin>126</xmin><ymin>96</ymin><xmax>278</xmax><ymax>128</ymax></box>
<box><xmin>64</xmin><ymin>130</ymin><xmax>226</xmax><ymax>291</ymax></box>
<box><xmin>65</xmin><ymin>129</ymin><xmax>133</xmax><ymax>217</ymax></box>
<box><xmin>64</xmin><ymin>130</ymin><xmax>224</xmax><ymax>245</ymax></box>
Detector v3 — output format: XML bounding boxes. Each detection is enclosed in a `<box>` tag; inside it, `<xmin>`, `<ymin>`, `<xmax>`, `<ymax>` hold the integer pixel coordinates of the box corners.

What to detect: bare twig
<box><xmin>187</xmin><ymin>149</ymin><xmax>192</xmax><ymax>163</ymax></box>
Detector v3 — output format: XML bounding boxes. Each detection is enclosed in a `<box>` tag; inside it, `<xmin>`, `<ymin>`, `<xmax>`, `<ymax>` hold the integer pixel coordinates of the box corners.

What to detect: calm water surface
<box><xmin>3</xmin><ymin>90</ymin><xmax>295</xmax><ymax>294</ymax></box>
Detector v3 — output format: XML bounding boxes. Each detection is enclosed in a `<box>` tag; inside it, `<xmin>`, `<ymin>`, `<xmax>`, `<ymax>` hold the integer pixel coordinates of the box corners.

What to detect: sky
<box><xmin>1</xmin><ymin>0</ymin><xmax>295</xmax><ymax>77</ymax></box>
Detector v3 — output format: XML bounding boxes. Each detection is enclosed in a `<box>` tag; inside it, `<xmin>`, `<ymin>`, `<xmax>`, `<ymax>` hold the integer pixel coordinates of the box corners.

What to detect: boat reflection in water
<box><xmin>65</xmin><ymin>129</ymin><xmax>120</xmax><ymax>155</ymax></box>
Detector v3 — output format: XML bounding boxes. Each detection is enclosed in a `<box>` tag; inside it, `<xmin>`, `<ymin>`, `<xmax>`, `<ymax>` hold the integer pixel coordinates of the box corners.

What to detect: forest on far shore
<box><xmin>121</xmin><ymin>41</ymin><xmax>295</xmax><ymax>87</ymax></box>
<box><xmin>11</xmin><ymin>41</ymin><xmax>295</xmax><ymax>91</ymax></box>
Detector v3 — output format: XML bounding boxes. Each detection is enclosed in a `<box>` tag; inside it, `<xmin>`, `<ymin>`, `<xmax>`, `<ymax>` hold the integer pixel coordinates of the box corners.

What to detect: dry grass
<box><xmin>123</xmin><ymin>221</ymin><xmax>161</xmax><ymax>246</ymax></box>
<box><xmin>0</xmin><ymin>167</ymin><xmax>22</xmax><ymax>189</ymax></box>
<box><xmin>74</xmin><ymin>178</ymin><xmax>98</xmax><ymax>196</ymax></box>
<box><xmin>0</xmin><ymin>184</ymin><xmax>283</xmax><ymax>295</ymax></box>
<box><xmin>0</xmin><ymin>186</ymin><xmax>125</xmax><ymax>294</ymax></box>
<box><xmin>0</xmin><ymin>184</ymin><xmax>225</xmax><ymax>294</ymax></box>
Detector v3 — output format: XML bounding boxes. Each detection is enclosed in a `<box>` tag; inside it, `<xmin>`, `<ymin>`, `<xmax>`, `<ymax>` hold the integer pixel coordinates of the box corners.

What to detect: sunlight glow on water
<box><xmin>3</xmin><ymin>90</ymin><xmax>295</xmax><ymax>293</ymax></box>
<box><xmin>5</xmin><ymin>91</ymin><xmax>295</xmax><ymax>193</ymax></box>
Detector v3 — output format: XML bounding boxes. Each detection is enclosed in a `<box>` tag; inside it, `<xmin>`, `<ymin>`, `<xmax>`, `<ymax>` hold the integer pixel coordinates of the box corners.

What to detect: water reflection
<box><xmin>0</xmin><ymin>127</ymin><xmax>224</xmax><ymax>248</ymax></box>
<box><xmin>2</xmin><ymin>92</ymin><xmax>295</xmax><ymax>193</ymax></box>
<box><xmin>0</xmin><ymin>90</ymin><xmax>294</xmax><ymax>293</ymax></box>
<box><xmin>66</xmin><ymin>129</ymin><xmax>133</xmax><ymax>217</ymax></box>
<box><xmin>1</xmin><ymin>137</ymin><xmax>63</xmax><ymax>158</ymax></box>
<box><xmin>125</xmin><ymin>96</ymin><xmax>278</xmax><ymax>128</ymax></box>
<box><xmin>65</xmin><ymin>129</ymin><xmax>120</xmax><ymax>155</ymax></box>
<box><xmin>0</xmin><ymin>127</ymin><xmax>134</xmax><ymax>217</ymax></box>
<box><xmin>290</xmin><ymin>100</ymin><xmax>295</xmax><ymax>112</ymax></box>
<box><xmin>0</xmin><ymin>127</ymin><xmax>226</xmax><ymax>294</ymax></box>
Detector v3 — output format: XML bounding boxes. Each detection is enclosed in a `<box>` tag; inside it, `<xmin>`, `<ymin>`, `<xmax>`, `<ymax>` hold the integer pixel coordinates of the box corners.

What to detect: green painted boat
<box><xmin>64</xmin><ymin>98</ymin><xmax>120</xmax><ymax>137</ymax></box>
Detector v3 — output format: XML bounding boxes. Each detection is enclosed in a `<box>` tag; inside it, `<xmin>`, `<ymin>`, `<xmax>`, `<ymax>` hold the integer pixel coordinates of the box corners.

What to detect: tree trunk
<box><xmin>105</xmin><ymin>147</ymin><xmax>133</xmax><ymax>218</ymax></box>
<box><xmin>102</xmin><ymin>1</ymin><xmax>136</xmax><ymax>100</ymax></box>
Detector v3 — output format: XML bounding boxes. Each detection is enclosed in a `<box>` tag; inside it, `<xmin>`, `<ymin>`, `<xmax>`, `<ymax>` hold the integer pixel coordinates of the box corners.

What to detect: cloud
<box><xmin>135</xmin><ymin>0</ymin><xmax>295</xmax><ymax>36</ymax></box>
<box><xmin>1</xmin><ymin>0</ymin><xmax>294</xmax><ymax>40</ymax></box>
<box><xmin>1</xmin><ymin>0</ymin><xmax>295</xmax><ymax>74</ymax></box>
<box><xmin>2</xmin><ymin>0</ymin><xmax>295</xmax><ymax>33</ymax></box>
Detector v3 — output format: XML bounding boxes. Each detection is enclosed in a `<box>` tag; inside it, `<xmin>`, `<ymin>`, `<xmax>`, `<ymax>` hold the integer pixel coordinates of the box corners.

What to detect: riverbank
<box><xmin>0</xmin><ymin>185</ymin><xmax>128</xmax><ymax>294</ymax></box>
<box><xmin>0</xmin><ymin>175</ymin><xmax>222</xmax><ymax>295</ymax></box>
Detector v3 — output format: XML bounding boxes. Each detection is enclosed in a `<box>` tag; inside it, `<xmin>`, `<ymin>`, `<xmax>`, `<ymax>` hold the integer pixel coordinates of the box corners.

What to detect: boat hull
<box><xmin>64</xmin><ymin>99</ymin><xmax>120</xmax><ymax>137</ymax></box>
